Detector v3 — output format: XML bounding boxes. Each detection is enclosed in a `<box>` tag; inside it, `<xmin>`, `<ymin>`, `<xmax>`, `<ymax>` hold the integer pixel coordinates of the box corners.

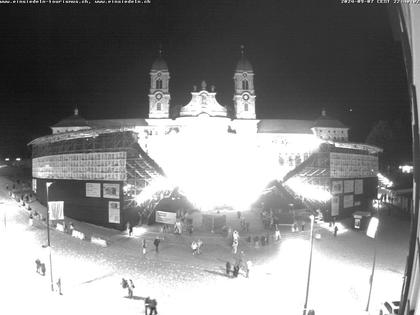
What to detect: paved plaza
<box><xmin>0</xmin><ymin>175</ymin><xmax>410</xmax><ymax>315</ymax></box>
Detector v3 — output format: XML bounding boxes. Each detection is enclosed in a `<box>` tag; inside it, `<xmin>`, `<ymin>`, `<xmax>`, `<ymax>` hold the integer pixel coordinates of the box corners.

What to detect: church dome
<box><xmin>151</xmin><ymin>56</ymin><xmax>168</xmax><ymax>71</ymax></box>
<box><xmin>312</xmin><ymin>109</ymin><xmax>347</xmax><ymax>129</ymax></box>
<box><xmin>236</xmin><ymin>55</ymin><xmax>253</xmax><ymax>72</ymax></box>
<box><xmin>52</xmin><ymin>108</ymin><xmax>90</xmax><ymax>128</ymax></box>
<box><xmin>236</xmin><ymin>45</ymin><xmax>253</xmax><ymax>72</ymax></box>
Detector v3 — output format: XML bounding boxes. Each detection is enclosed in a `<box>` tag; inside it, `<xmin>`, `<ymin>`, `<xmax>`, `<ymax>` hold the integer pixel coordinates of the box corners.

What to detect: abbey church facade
<box><xmin>29</xmin><ymin>48</ymin><xmax>381</xmax><ymax>229</ymax></box>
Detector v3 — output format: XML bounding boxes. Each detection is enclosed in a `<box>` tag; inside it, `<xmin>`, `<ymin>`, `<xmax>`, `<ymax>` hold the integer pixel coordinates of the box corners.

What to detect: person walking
<box><xmin>191</xmin><ymin>241</ymin><xmax>198</xmax><ymax>255</ymax></box>
<box><xmin>197</xmin><ymin>239</ymin><xmax>203</xmax><ymax>254</ymax></box>
<box><xmin>142</xmin><ymin>239</ymin><xmax>147</xmax><ymax>255</ymax></box>
<box><xmin>301</xmin><ymin>221</ymin><xmax>305</xmax><ymax>231</ymax></box>
<box><xmin>40</xmin><ymin>263</ymin><xmax>46</xmax><ymax>276</ymax></box>
<box><xmin>56</xmin><ymin>278</ymin><xmax>62</xmax><ymax>295</ymax></box>
<box><xmin>275</xmin><ymin>226</ymin><xmax>281</xmax><ymax>241</ymax></box>
<box><xmin>128</xmin><ymin>279</ymin><xmax>135</xmax><ymax>298</ymax></box>
<box><xmin>149</xmin><ymin>299</ymin><xmax>158</xmax><ymax>315</ymax></box>
<box><xmin>225</xmin><ymin>261</ymin><xmax>231</xmax><ymax>277</ymax></box>
<box><xmin>233</xmin><ymin>230</ymin><xmax>239</xmax><ymax>242</ymax></box>
<box><xmin>232</xmin><ymin>239</ymin><xmax>238</xmax><ymax>254</ymax></box>
<box><xmin>121</xmin><ymin>278</ymin><xmax>128</xmax><ymax>294</ymax></box>
<box><xmin>153</xmin><ymin>237</ymin><xmax>161</xmax><ymax>253</ymax></box>
<box><xmin>69</xmin><ymin>222</ymin><xmax>74</xmax><ymax>234</ymax></box>
<box><xmin>233</xmin><ymin>263</ymin><xmax>240</xmax><ymax>278</ymax></box>
<box><xmin>35</xmin><ymin>259</ymin><xmax>41</xmax><ymax>274</ymax></box>
<box><xmin>245</xmin><ymin>260</ymin><xmax>252</xmax><ymax>278</ymax></box>
<box><xmin>334</xmin><ymin>225</ymin><xmax>338</xmax><ymax>237</ymax></box>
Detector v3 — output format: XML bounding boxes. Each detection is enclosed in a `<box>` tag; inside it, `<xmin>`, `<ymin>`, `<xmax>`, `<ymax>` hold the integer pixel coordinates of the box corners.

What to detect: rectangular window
<box><xmin>157</xmin><ymin>103</ymin><xmax>161</xmax><ymax>111</ymax></box>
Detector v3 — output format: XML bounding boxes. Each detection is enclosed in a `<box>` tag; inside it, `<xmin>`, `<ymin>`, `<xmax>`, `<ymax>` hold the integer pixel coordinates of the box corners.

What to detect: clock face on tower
<box><xmin>156</xmin><ymin>93</ymin><xmax>162</xmax><ymax>100</ymax></box>
<box><xmin>242</xmin><ymin>94</ymin><xmax>249</xmax><ymax>100</ymax></box>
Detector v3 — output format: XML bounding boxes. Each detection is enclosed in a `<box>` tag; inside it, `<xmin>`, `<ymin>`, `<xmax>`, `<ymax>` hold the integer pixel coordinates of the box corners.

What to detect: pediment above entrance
<box><xmin>180</xmin><ymin>83</ymin><xmax>227</xmax><ymax>118</ymax></box>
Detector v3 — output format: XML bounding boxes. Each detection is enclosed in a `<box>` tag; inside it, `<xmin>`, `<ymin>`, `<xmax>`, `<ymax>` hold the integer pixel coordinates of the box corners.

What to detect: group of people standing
<box><xmin>226</xmin><ymin>254</ymin><xmax>252</xmax><ymax>278</ymax></box>
<box><xmin>141</xmin><ymin>237</ymin><xmax>161</xmax><ymax>255</ymax></box>
<box><xmin>121</xmin><ymin>278</ymin><xmax>135</xmax><ymax>298</ymax></box>
<box><xmin>120</xmin><ymin>278</ymin><xmax>158</xmax><ymax>314</ymax></box>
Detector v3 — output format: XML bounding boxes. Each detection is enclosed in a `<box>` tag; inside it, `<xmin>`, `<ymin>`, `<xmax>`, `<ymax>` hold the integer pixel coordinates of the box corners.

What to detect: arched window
<box><xmin>156</xmin><ymin>103</ymin><xmax>161</xmax><ymax>111</ymax></box>
<box><xmin>242</xmin><ymin>79</ymin><xmax>249</xmax><ymax>90</ymax></box>
<box><xmin>156</xmin><ymin>79</ymin><xmax>162</xmax><ymax>89</ymax></box>
<box><xmin>244</xmin><ymin>103</ymin><xmax>248</xmax><ymax>111</ymax></box>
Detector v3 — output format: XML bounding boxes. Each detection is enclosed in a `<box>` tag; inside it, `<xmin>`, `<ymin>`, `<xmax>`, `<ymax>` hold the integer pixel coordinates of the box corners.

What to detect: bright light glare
<box><xmin>143</xmin><ymin>120</ymin><xmax>280</xmax><ymax>210</ymax></box>
<box><xmin>377</xmin><ymin>173</ymin><xmax>393</xmax><ymax>188</ymax></box>
<box><xmin>366</xmin><ymin>217</ymin><xmax>379</xmax><ymax>238</ymax></box>
<box><xmin>284</xmin><ymin>177</ymin><xmax>332</xmax><ymax>202</ymax></box>
<box><xmin>134</xmin><ymin>176</ymin><xmax>174</xmax><ymax>205</ymax></box>
<box><xmin>399</xmin><ymin>165</ymin><xmax>413</xmax><ymax>174</ymax></box>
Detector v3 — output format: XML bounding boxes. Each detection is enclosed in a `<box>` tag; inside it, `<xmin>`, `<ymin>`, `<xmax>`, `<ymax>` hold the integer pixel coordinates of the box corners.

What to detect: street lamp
<box><xmin>46</xmin><ymin>182</ymin><xmax>54</xmax><ymax>292</ymax></box>
<box><xmin>303</xmin><ymin>214</ymin><xmax>315</xmax><ymax>315</ymax></box>
<box><xmin>365</xmin><ymin>216</ymin><xmax>379</xmax><ymax>312</ymax></box>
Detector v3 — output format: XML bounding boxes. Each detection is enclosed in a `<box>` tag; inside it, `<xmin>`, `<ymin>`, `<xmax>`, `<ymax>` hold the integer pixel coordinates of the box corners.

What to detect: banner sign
<box><xmin>331</xmin><ymin>181</ymin><xmax>343</xmax><ymax>195</ymax></box>
<box><xmin>343</xmin><ymin>195</ymin><xmax>354</xmax><ymax>208</ymax></box>
<box><xmin>48</xmin><ymin>201</ymin><xmax>64</xmax><ymax>220</ymax></box>
<box><xmin>86</xmin><ymin>183</ymin><xmax>101</xmax><ymax>198</ymax></box>
<box><xmin>103</xmin><ymin>183</ymin><xmax>120</xmax><ymax>199</ymax></box>
<box><xmin>155</xmin><ymin>211</ymin><xmax>177</xmax><ymax>225</ymax></box>
<box><xmin>344</xmin><ymin>180</ymin><xmax>354</xmax><ymax>193</ymax></box>
<box><xmin>354</xmin><ymin>179</ymin><xmax>363</xmax><ymax>195</ymax></box>
<box><xmin>108</xmin><ymin>201</ymin><xmax>120</xmax><ymax>224</ymax></box>
<box><xmin>331</xmin><ymin>196</ymin><xmax>339</xmax><ymax>216</ymax></box>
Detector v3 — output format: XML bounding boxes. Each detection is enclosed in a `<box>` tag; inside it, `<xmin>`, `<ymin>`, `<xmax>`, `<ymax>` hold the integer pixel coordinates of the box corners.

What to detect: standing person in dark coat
<box><xmin>149</xmin><ymin>299</ymin><xmax>158</xmax><ymax>315</ymax></box>
<box><xmin>153</xmin><ymin>237</ymin><xmax>160</xmax><ymax>253</ymax></box>
<box><xmin>233</xmin><ymin>264</ymin><xmax>240</xmax><ymax>278</ymax></box>
<box><xmin>40</xmin><ymin>263</ymin><xmax>46</xmax><ymax>276</ymax></box>
<box><xmin>142</xmin><ymin>239</ymin><xmax>147</xmax><ymax>255</ymax></box>
<box><xmin>56</xmin><ymin>278</ymin><xmax>62</xmax><ymax>295</ymax></box>
<box><xmin>35</xmin><ymin>259</ymin><xmax>41</xmax><ymax>273</ymax></box>
<box><xmin>225</xmin><ymin>261</ymin><xmax>231</xmax><ymax>277</ymax></box>
<box><xmin>334</xmin><ymin>225</ymin><xmax>338</xmax><ymax>237</ymax></box>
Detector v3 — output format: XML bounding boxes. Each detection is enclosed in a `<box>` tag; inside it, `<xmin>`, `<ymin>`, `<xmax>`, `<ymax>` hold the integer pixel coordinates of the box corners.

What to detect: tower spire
<box><xmin>158</xmin><ymin>43</ymin><xmax>163</xmax><ymax>57</ymax></box>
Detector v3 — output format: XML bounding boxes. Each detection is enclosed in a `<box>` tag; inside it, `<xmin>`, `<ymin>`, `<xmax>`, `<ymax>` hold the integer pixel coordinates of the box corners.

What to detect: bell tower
<box><xmin>149</xmin><ymin>48</ymin><xmax>171</xmax><ymax>119</ymax></box>
<box><xmin>233</xmin><ymin>45</ymin><xmax>256</xmax><ymax>119</ymax></box>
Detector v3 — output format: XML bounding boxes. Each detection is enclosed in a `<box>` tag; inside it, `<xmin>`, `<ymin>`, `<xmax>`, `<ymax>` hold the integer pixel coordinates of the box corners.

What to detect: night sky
<box><xmin>0</xmin><ymin>1</ymin><xmax>411</xmax><ymax>159</ymax></box>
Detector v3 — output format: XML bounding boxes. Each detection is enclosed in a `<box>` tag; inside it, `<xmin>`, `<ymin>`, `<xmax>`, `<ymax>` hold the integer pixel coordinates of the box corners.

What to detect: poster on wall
<box><xmin>343</xmin><ymin>195</ymin><xmax>354</xmax><ymax>208</ymax></box>
<box><xmin>344</xmin><ymin>180</ymin><xmax>354</xmax><ymax>193</ymax></box>
<box><xmin>331</xmin><ymin>181</ymin><xmax>343</xmax><ymax>195</ymax></box>
<box><xmin>108</xmin><ymin>201</ymin><xmax>120</xmax><ymax>224</ymax></box>
<box><xmin>155</xmin><ymin>211</ymin><xmax>177</xmax><ymax>225</ymax></box>
<box><xmin>103</xmin><ymin>183</ymin><xmax>120</xmax><ymax>199</ymax></box>
<box><xmin>354</xmin><ymin>179</ymin><xmax>363</xmax><ymax>195</ymax></box>
<box><xmin>32</xmin><ymin>178</ymin><xmax>37</xmax><ymax>193</ymax></box>
<box><xmin>86</xmin><ymin>183</ymin><xmax>101</xmax><ymax>198</ymax></box>
<box><xmin>331</xmin><ymin>196</ymin><xmax>339</xmax><ymax>216</ymax></box>
<box><xmin>48</xmin><ymin>201</ymin><xmax>64</xmax><ymax>220</ymax></box>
